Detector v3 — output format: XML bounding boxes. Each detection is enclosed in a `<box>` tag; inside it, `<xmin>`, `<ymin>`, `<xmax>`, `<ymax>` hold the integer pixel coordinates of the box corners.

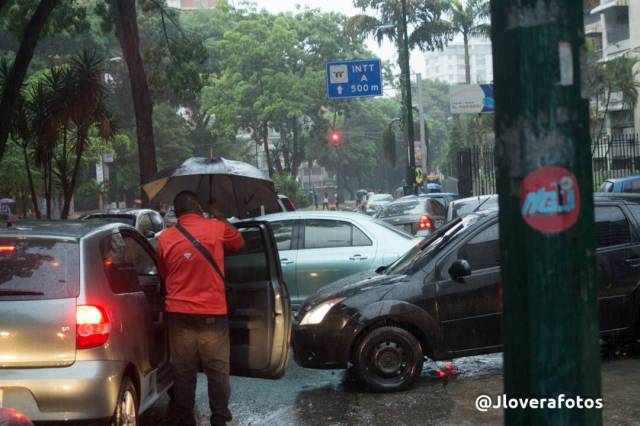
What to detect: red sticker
<box><xmin>520</xmin><ymin>166</ymin><xmax>580</xmax><ymax>233</ymax></box>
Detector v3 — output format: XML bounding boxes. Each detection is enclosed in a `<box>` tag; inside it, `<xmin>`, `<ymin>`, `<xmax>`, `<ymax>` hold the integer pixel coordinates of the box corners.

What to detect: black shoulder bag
<box><xmin>175</xmin><ymin>223</ymin><xmax>235</xmax><ymax>315</ymax></box>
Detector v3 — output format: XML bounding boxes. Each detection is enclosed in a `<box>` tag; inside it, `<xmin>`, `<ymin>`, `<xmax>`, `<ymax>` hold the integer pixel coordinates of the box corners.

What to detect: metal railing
<box><xmin>445</xmin><ymin>134</ymin><xmax>640</xmax><ymax>197</ymax></box>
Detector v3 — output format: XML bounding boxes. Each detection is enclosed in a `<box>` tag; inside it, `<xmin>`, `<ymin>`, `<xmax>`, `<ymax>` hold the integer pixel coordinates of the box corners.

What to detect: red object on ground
<box><xmin>0</xmin><ymin>408</ymin><xmax>34</xmax><ymax>426</ymax></box>
<box><xmin>156</xmin><ymin>214</ymin><xmax>243</xmax><ymax>315</ymax></box>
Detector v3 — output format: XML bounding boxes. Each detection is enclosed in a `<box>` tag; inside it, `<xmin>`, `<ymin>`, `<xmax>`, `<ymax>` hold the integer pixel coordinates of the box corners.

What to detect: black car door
<box><xmin>434</xmin><ymin>221</ymin><xmax>503</xmax><ymax>355</ymax></box>
<box><xmin>594</xmin><ymin>204</ymin><xmax>640</xmax><ymax>334</ymax></box>
<box><xmin>225</xmin><ymin>221</ymin><xmax>292</xmax><ymax>379</ymax></box>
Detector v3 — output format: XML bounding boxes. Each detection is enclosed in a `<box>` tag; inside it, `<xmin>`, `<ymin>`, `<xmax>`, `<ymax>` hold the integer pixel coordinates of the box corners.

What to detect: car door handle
<box><xmin>625</xmin><ymin>257</ymin><xmax>640</xmax><ymax>268</ymax></box>
<box><xmin>281</xmin><ymin>258</ymin><xmax>295</xmax><ymax>265</ymax></box>
<box><xmin>349</xmin><ymin>254</ymin><xmax>369</xmax><ymax>261</ymax></box>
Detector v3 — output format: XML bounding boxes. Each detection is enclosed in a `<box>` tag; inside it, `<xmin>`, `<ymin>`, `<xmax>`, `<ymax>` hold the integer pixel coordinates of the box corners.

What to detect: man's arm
<box><xmin>210</xmin><ymin>202</ymin><xmax>245</xmax><ymax>251</ymax></box>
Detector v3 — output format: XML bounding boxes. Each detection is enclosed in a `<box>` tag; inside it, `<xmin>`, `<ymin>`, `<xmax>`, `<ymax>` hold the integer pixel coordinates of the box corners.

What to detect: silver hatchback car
<box><xmin>0</xmin><ymin>220</ymin><xmax>291</xmax><ymax>423</ymax></box>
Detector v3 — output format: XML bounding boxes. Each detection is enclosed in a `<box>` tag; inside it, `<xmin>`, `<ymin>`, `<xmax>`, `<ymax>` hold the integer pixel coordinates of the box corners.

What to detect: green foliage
<box><xmin>382</xmin><ymin>125</ymin><xmax>396</xmax><ymax>165</ymax></box>
<box><xmin>347</xmin><ymin>0</ymin><xmax>451</xmax><ymax>51</ymax></box>
<box><xmin>272</xmin><ymin>173</ymin><xmax>309</xmax><ymax>208</ymax></box>
<box><xmin>201</xmin><ymin>8</ymin><xmax>371</xmax><ymax>176</ymax></box>
<box><xmin>153</xmin><ymin>102</ymin><xmax>192</xmax><ymax>170</ymax></box>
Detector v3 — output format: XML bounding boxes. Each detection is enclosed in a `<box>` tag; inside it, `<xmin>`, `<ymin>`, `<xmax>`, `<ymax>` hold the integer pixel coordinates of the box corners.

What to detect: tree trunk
<box><xmin>109</xmin><ymin>0</ymin><xmax>157</xmax><ymax>206</ymax></box>
<box><xmin>463</xmin><ymin>32</ymin><xmax>471</xmax><ymax>84</ymax></box>
<box><xmin>598</xmin><ymin>84</ymin><xmax>612</xmax><ymax>137</ymax></box>
<box><xmin>291</xmin><ymin>119</ymin><xmax>302</xmax><ymax>177</ymax></box>
<box><xmin>262</xmin><ymin>122</ymin><xmax>273</xmax><ymax>178</ymax></box>
<box><xmin>0</xmin><ymin>0</ymin><xmax>60</xmax><ymax>163</ymax></box>
<box><xmin>22</xmin><ymin>145</ymin><xmax>40</xmax><ymax>219</ymax></box>
<box><xmin>47</xmin><ymin>149</ymin><xmax>53</xmax><ymax>219</ymax></box>
<box><xmin>61</xmin><ymin>133</ymin><xmax>85</xmax><ymax>219</ymax></box>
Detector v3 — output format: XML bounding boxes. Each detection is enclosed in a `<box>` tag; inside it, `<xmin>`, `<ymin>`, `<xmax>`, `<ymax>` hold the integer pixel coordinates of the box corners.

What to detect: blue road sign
<box><xmin>326</xmin><ymin>59</ymin><xmax>383</xmax><ymax>100</ymax></box>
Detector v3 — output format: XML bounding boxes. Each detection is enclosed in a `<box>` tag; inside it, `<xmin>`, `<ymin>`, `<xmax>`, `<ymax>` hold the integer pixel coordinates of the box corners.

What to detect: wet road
<box><xmin>141</xmin><ymin>352</ymin><xmax>640</xmax><ymax>425</ymax></box>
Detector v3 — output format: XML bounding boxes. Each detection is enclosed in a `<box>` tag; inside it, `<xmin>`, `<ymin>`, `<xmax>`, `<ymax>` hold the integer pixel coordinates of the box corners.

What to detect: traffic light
<box><xmin>330</xmin><ymin>131</ymin><xmax>340</xmax><ymax>146</ymax></box>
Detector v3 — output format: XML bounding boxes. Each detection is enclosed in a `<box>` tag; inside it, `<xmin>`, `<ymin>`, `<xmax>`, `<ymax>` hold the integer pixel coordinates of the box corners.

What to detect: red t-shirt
<box><xmin>156</xmin><ymin>213</ymin><xmax>244</xmax><ymax>315</ymax></box>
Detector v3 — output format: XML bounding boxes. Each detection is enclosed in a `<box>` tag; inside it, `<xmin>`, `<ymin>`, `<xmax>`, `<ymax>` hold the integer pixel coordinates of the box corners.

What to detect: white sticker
<box><xmin>329</xmin><ymin>64</ymin><xmax>348</xmax><ymax>84</ymax></box>
<box><xmin>559</xmin><ymin>42</ymin><xmax>573</xmax><ymax>86</ymax></box>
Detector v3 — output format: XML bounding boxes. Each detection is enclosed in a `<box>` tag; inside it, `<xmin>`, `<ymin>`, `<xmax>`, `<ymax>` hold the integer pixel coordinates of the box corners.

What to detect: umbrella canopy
<box><xmin>142</xmin><ymin>157</ymin><xmax>280</xmax><ymax>219</ymax></box>
<box><xmin>0</xmin><ymin>198</ymin><xmax>15</xmax><ymax>204</ymax></box>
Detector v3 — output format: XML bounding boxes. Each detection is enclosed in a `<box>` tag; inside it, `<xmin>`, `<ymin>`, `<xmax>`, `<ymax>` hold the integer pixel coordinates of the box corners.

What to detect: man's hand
<box><xmin>209</xmin><ymin>200</ymin><xmax>226</xmax><ymax>220</ymax></box>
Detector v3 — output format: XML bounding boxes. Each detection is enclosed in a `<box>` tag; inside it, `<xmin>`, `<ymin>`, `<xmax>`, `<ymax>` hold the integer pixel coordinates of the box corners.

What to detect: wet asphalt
<box><xmin>141</xmin><ymin>352</ymin><xmax>640</xmax><ymax>425</ymax></box>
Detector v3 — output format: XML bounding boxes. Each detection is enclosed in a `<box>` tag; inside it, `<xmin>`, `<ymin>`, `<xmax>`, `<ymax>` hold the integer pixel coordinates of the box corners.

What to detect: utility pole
<box><xmin>400</xmin><ymin>0</ymin><xmax>416</xmax><ymax>195</ymax></box>
<box><xmin>491</xmin><ymin>1</ymin><xmax>601</xmax><ymax>425</ymax></box>
<box><xmin>416</xmin><ymin>73</ymin><xmax>427</xmax><ymax>175</ymax></box>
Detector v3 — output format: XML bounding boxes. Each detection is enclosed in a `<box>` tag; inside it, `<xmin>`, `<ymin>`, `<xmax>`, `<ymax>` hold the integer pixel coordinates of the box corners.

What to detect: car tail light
<box><xmin>0</xmin><ymin>244</ymin><xmax>16</xmax><ymax>253</ymax></box>
<box><xmin>76</xmin><ymin>305</ymin><xmax>110</xmax><ymax>349</ymax></box>
<box><xmin>419</xmin><ymin>215</ymin><xmax>433</xmax><ymax>230</ymax></box>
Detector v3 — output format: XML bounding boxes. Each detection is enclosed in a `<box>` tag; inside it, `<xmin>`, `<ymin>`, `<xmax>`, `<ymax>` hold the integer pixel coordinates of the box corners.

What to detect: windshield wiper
<box><xmin>0</xmin><ymin>289</ymin><xmax>45</xmax><ymax>296</ymax></box>
<box><xmin>434</xmin><ymin>223</ymin><xmax>465</xmax><ymax>250</ymax></box>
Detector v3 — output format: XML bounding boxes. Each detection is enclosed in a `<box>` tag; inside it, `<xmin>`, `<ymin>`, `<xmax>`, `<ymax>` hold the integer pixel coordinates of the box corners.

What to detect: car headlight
<box><xmin>300</xmin><ymin>297</ymin><xmax>345</xmax><ymax>325</ymax></box>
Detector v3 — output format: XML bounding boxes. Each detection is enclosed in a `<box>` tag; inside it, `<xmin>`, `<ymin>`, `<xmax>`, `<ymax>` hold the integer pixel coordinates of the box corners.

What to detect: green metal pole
<box><xmin>400</xmin><ymin>0</ymin><xmax>416</xmax><ymax>195</ymax></box>
<box><xmin>491</xmin><ymin>1</ymin><xmax>601</xmax><ymax>425</ymax></box>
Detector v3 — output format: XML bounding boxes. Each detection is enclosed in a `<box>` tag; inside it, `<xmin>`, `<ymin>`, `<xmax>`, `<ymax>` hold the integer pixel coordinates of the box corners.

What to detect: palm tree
<box><xmin>346</xmin><ymin>1</ymin><xmax>451</xmax><ymax>55</ymax></box>
<box><xmin>58</xmin><ymin>51</ymin><xmax>113</xmax><ymax>219</ymax></box>
<box><xmin>593</xmin><ymin>56</ymin><xmax>640</xmax><ymax>137</ymax></box>
<box><xmin>449</xmin><ymin>0</ymin><xmax>490</xmax><ymax>84</ymax></box>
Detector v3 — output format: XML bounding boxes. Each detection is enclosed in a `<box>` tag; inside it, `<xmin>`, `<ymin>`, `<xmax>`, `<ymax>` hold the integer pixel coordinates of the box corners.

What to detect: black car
<box><xmin>81</xmin><ymin>208</ymin><xmax>165</xmax><ymax>244</ymax></box>
<box><xmin>292</xmin><ymin>194</ymin><xmax>640</xmax><ymax>392</ymax></box>
<box><xmin>445</xmin><ymin>194</ymin><xmax>498</xmax><ymax>223</ymax></box>
<box><xmin>377</xmin><ymin>194</ymin><xmax>456</xmax><ymax>235</ymax></box>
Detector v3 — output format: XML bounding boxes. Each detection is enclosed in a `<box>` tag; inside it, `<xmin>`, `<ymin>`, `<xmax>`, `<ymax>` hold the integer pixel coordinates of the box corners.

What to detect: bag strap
<box><xmin>175</xmin><ymin>222</ymin><xmax>226</xmax><ymax>284</ymax></box>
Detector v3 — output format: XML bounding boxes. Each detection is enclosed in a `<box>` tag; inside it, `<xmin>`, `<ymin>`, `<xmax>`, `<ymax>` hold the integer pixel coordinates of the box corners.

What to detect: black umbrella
<box><xmin>142</xmin><ymin>157</ymin><xmax>280</xmax><ymax>219</ymax></box>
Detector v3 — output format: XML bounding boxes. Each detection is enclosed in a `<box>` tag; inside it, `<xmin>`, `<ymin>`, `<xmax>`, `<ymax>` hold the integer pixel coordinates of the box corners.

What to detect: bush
<box><xmin>272</xmin><ymin>174</ymin><xmax>310</xmax><ymax>208</ymax></box>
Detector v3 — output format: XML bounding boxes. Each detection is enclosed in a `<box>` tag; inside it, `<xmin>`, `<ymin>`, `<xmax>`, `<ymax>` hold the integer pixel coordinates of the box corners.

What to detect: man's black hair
<box><xmin>173</xmin><ymin>191</ymin><xmax>202</xmax><ymax>217</ymax></box>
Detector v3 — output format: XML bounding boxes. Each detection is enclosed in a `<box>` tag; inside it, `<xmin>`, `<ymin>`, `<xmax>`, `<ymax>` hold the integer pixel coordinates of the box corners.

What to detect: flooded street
<box><xmin>141</xmin><ymin>353</ymin><xmax>640</xmax><ymax>425</ymax></box>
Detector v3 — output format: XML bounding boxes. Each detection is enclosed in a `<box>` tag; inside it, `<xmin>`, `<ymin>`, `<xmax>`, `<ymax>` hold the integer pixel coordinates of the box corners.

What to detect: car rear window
<box><xmin>0</xmin><ymin>238</ymin><xmax>79</xmax><ymax>300</ymax></box>
<box><xmin>379</xmin><ymin>201</ymin><xmax>424</xmax><ymax>218</ymax></box>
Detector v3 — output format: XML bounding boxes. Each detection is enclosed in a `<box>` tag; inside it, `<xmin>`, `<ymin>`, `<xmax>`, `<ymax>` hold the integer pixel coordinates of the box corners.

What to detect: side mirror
<box><xmin>375</xmin><ymin>265</ymin><xmax>387</xmax><ymax>274</ymax></box>
<box><xmin>448</xmin><ymin>259</ymin><xmax>471</xmax><ymax>283</ymax></box>
<box><xmin>143</xmin><ymin>230</ymin><xmax>156</xmax><ymax>239</ymax></box>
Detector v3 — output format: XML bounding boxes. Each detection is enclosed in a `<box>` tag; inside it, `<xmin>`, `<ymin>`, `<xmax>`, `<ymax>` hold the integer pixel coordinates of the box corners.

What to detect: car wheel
<box><xmin>111</xmin><ymin>377</ymin><xmax>138</xmax><ymax>426</ymax></box>
<box><xmin>353</xmin><ymin>326</ymin><xmax>423</xmax><ymax>392</ymax></box>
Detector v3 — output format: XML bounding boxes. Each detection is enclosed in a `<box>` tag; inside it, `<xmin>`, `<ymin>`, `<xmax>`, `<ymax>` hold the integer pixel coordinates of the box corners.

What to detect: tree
<box><xmin>0</xmin><ymin>0</ymin><xmax>60</xmax><ymax>163</ymax></box>
<box><xmin>108</xmin><ymin>0</ymin><xmax>157</xmax><ymax>204</ymax></box>
<box><xmin>203</xmin><ymin>10</ymin><xmax>369</xmax><ymax>179</ymax></box>
<box><xmin>153</xmin><ymin>102</ymin><xmax>192</xmax><ymax>170</ymax></box>
<box><xmin>448</xmin><ymin>0</ymin><xmax>490</xmax><ymax>84</ymax></box>
<box><xmin>54</xmin><ymin>52</ymin><xmax>113</xmax><ymax>219</ymax></box>
<box><xmin>588</xmin><ymin>55</ymin><xmax>640</xmax><ymax>136</ymax></box>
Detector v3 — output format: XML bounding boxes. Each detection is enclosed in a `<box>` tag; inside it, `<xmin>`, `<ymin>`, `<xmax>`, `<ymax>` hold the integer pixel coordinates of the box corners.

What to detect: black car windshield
<box><xmin>379</xmin><ymin>200</ymin><xmax>424</xmax><ymax>218</ymax></box>
<box><xmin>384</xmin><ymin>214</ymin><xmax>483</xmax><ymax>275</ymax></box>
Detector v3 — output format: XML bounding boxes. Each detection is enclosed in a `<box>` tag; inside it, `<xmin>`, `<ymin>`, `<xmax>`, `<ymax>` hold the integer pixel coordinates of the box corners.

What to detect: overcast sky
<box><xmin>248</xmin><ymin>0</ymin><xmax>428</xmax><ymax>76</ymax></box>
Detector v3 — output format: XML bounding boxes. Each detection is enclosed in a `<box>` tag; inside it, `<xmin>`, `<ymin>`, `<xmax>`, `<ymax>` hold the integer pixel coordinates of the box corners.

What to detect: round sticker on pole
<box><xmin>520</xmin><ymin>166</ymin><xmax>580</xmax><ymax>234</ymax></box>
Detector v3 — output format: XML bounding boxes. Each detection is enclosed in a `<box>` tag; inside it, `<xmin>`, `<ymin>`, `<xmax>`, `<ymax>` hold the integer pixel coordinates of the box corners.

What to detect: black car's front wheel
<box><xmin>353</xmin><ymin>326</ymin><xmax>423</xmax><ymax>392</ymax></box>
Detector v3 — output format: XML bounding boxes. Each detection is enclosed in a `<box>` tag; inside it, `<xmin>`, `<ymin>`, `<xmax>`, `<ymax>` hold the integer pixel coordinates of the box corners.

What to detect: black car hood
<box><xmin>302</xmin><ymin>270</ymin><xmax>408</xmax><ymax>309</ymax></box>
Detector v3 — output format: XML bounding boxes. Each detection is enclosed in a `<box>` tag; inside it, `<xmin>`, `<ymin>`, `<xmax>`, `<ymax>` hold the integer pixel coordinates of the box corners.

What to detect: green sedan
<box><xmin>257</xmin><ymin>211</ymin><xmax>420</xmax><ymax>309</ymax></box>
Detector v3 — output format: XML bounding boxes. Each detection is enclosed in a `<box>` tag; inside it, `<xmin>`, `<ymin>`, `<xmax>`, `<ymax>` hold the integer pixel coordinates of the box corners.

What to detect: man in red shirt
<box><xmin>156</xmin><ymin>191</ymin><xmax>244</xmax><ymax>426</ymax></box>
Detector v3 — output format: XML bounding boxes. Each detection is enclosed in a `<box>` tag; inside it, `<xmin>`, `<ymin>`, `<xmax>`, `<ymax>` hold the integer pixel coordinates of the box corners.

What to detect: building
<box><xmin>167</xmin><ymin>0</ymin><xmax>219</xmax><ymax>10</ymax></box>
<box><xmin>586</xmin><ymin>0</ymin><xmax>640</xmax><ymax>135</ymax></box>
<box><xmin>423</xmin><ymin>39</ymin><xmax>493</xmax><ymax>85</ymax></box>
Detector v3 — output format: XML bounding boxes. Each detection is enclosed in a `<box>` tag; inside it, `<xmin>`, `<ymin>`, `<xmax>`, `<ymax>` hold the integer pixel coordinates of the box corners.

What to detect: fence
<box><xmin>445</xmin><ymin>134</ymin><xmax>640</xmax><ymax>198</ymax></box>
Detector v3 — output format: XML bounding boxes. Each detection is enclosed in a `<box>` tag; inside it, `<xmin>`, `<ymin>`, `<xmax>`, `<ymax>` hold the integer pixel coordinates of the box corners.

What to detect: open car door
<box><xmin>225</xmin><ymin>220</ymin><xmax>292</xmax><ymax>379</ymax></box>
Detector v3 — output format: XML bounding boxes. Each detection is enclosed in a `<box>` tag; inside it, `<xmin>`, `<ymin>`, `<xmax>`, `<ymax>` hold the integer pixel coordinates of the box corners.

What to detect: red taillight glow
<box><xmin>76</xmin><ymin>305</ymin><xmax>110</xmax><ymax>349</ymax></box>
<box><xmin>0</xmin><ymin>245</ymin><xmax>16</xmax><ymax>253</ymax></box>
<box><xmin>419</xmin><ymin>215</ymin><xmax>433</xmax><ymax>230</ymax></box>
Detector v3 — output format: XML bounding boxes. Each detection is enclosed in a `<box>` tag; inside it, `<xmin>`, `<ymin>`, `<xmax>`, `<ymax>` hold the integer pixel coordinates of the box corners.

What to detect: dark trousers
<box><xmin>167</xmin><ymin>313</ymin><xmax>231</xmax><ymax>426</ymax></box>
